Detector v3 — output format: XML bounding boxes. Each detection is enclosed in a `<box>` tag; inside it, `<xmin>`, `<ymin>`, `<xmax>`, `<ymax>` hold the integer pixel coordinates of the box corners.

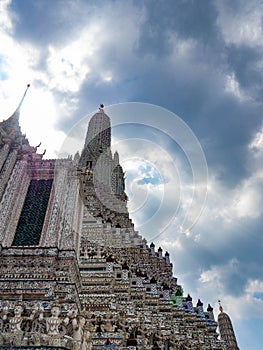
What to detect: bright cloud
<box><xmin>249</xmin><ymin>125</ymin><xmax>263</xmax><ymax>154</ymax></box>
<box><xmin>215</xmin><ymin>0</ymin><xmax>263</xmax><ymax>47</ymax></box>
<box><xmin>46</xmin><ymin>23</ymin><xmax>103</xmax><ymax>93</ymax></box>
<box><xmin>225</xmin><ymin>72</ymin><xmax>248</xmax><ymax>101</ymax></box>
<box><xmin>0</xmin><ymin>0</ymin><xmax>12</xmax><ymax>31</ymax></box>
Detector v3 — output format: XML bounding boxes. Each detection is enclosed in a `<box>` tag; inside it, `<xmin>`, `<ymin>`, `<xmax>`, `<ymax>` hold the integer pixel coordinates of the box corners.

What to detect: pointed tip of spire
<box><xmin>17</xmin><ymin>83</ymin><xmax>30</xmax><ymax>111</ymax></box>
<box><xmin>197</xmin><ymin>298</ymin><xmax>203</xmax><ymax>307</ymax></box>
<box><xmin>207</xmin><ymin>303</ymin><xmax>213</xmax><ymax>312</ymax></box>
<box><xmin>99</xmin><ymin>103</ymin><xmax>104</xmax><ymax>112</ymax></box>
<box><xmin>186</xmin><ymin>293</ymin><xmax>192</xmax><ymax>301</ymax></box>
<box><xmin>218</xmin><ymin>300</ymin><xmax>223</xmax><ymax>312</ymax></box>
<box><xmin>10</xmin><ymin>83</ymin><xmax>30</xmax><ymax>121</ymax></box>
<box><xmin>113</xmin><ymin>150</ymin><xmax>120</xmax><ymax>165</ymax></box>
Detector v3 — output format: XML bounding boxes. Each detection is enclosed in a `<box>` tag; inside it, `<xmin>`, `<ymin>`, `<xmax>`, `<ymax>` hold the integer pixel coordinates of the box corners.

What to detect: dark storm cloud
<box><xmin>198</xmin><ymin>96</ymin><xmax>260</xmax><ymax>185</ymax></box>
<box><xmin>131</xmin><ymin>2</ymin><xmax>263</xmax><ymax>188</ymax></box>
<box><xmin>10</xmin><ymin>0</ymin><xmax>97</xmax><ymax>47</ymax></box>
<box><xmin>117</xmin><ymin>57</ymin><xmax>258</xmax><ymax>187</ymax></box>
<box><xmin>136</xmin><ymin>0</ymin><xmax>221</xmax><ymax>57</ymax></box>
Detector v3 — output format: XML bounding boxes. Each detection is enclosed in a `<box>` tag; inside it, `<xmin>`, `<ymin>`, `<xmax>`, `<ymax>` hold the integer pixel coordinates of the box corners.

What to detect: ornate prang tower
<box><xmin>0</xmin><ymin>95</ymin><xmax>237</xmax><ymax>349</ymax></box>
<box><xmin>79</xmin><ymin>104</ymin><xmax>131</xmax><ymax>228</ymax></box>
<box><xmin>218</xmin><ymin>303</ymin><xmax>240</xmax><ymax>350</ymax></box>
<box><xmin>80</xmin><ymin>104</ymin><xmax>111</xmax><ymax>170</ymax></box>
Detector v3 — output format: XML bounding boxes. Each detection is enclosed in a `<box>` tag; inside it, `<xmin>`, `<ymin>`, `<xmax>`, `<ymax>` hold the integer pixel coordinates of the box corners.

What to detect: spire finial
<box><xmin>99</xmin><ymin>104</ymin><xmax>104</xmax><ymax>112</ymax></box>
<box><xmin>18</xmin><ymin>84</ymin><xmax>30</xmax><ymax>110</ymax></box>
<box><xmin>10</xmin><ymin>83</ymin><xmax>30</xmax><ymax>120</ymax></box>
<box><xmin>218</xmin><ymin>300</ymin><xmax>223</xmax><ymax>312</ymax></box>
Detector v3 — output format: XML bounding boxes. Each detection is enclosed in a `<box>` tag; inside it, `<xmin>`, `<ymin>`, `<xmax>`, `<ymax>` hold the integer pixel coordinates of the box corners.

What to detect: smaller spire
<box><xmin>114</xmin><ymin>151</ymin><xmax>119</xmax><ymax>165</ymax></box>
<box><xmin>186</xmin><ymin>294</ymin><xmax>192</xmax><ymax>302</ymax></box>
<box><xmin>197</xmin><ymin>299</ymin><xmax>203</xmax><ymax>307</ymax></box>
<box><xmin>207</xmin><ymin>303</ymin><xmax>213</xmax><ymax>312</ymax></box>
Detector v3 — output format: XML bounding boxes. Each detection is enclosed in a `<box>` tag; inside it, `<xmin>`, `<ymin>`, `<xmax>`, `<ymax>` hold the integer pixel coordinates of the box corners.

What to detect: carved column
<box><xmin>59</xmin><ymin>173</ymin><xmax>82</xmax><ymax>252</ymax></box>
<box><xmin>0</xmin><ymin>144</ymin><xmax>10</xmax><ymax>172</ymax></box>
<box><xmin>0</xmin><ymin>149</ymin><xmax>17</xmax><ymax>200</ymax></box>
<box><xmin>42</xmin><ymin>162</ymin><xmax>68</xmax><ymax>247</ymax></box>
<box><xmin>0</xmin><ymin>159</ymin><xmax>29</xmax><ymax>245</ymax></box>
<box><xmin>3</xmin><ymin>161</ymin><xmax>30</xmax><ymax>246</ymax></box>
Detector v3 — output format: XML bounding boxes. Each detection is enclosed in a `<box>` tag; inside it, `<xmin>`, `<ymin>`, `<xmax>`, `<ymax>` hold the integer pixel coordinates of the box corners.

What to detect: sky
<box><xmin>0</xmin><ymin>0</ymin><xmax>263</xmax><ymax>348</ymax></box>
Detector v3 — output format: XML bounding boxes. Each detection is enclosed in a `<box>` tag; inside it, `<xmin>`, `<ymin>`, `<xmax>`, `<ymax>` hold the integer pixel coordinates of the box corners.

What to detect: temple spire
<box><xmin>217</xmin><ymin>301</ymin><xmax>239</xmax><ymax>350</ymax></box>
<box><xmin>9</xmin><ymin>83</ymin><xmax>30</xmax><ymax>121</ymax></box>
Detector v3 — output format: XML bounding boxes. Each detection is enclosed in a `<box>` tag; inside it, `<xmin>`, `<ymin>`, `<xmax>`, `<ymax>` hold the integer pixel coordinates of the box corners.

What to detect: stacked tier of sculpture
<box><xmin>0</xmin><ymin>94</ymin><xmax>239</xmax><ymax>349</ymax></box>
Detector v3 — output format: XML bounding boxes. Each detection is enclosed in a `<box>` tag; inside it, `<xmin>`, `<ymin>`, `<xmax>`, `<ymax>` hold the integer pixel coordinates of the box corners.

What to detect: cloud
<box><xmin>249</xmin><ymin>125</ymin><xmax>263</xmax><ymax>161</ymax></box>
<box><xmin>10</xmin><ymin>0</ymin><xmax>85</xmax><ymax>47</ymax></box>
<box><xmin>198</xmin><ymin>262</ymin><xmax>263</xmax><ymax>321</ymax></box>
<box><xmin>215</xmin><ymin>0</ymin><xmax>263</xmax><ymax>47</ymax></box>
<box><xmin>0</xmin><ymin>0</ymin><xmax>12</xmax><ymax>31</ymax></box>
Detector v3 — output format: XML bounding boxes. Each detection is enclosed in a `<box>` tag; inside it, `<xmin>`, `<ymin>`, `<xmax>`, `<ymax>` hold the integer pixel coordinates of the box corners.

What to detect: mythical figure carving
<box><xmin>2</xmin><ymin>299</ymin><xmax>26</xmax><ymax>345</ymax></box>
<box><xmin>38</xmin><ymin>301</ymin><xmax>69</xmax><ymax>346</ymax></box>
<box><xmin>71</xmin><ymin>313</ymin><xmax>92</xmax><ymax>350</ymax></box>
<box><xmin>9</xmin><ymin>302</ymin><xmax>24</xmax><ymax>332</ymax></box>
<box><xmin>50</xmin><ymin>303</ymin><xmax>67</xmax><ymax>334</ymax></box>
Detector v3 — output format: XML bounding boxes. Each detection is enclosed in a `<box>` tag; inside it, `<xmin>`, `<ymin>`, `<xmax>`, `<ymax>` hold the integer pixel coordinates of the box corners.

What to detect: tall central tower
<box><xmin>84</xmin><ymin>106</ymin><xmax>111</xmax><ymax>151</ymax></box>
<box><xmin>80</xmin><ymin>105</ymin><xmax>111</xmax><ymax>170</ymax></box>
<box><xmin>79</xmin><ymin>106</ymin><xmax>131</xmax><ymax>227</ymax></box>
